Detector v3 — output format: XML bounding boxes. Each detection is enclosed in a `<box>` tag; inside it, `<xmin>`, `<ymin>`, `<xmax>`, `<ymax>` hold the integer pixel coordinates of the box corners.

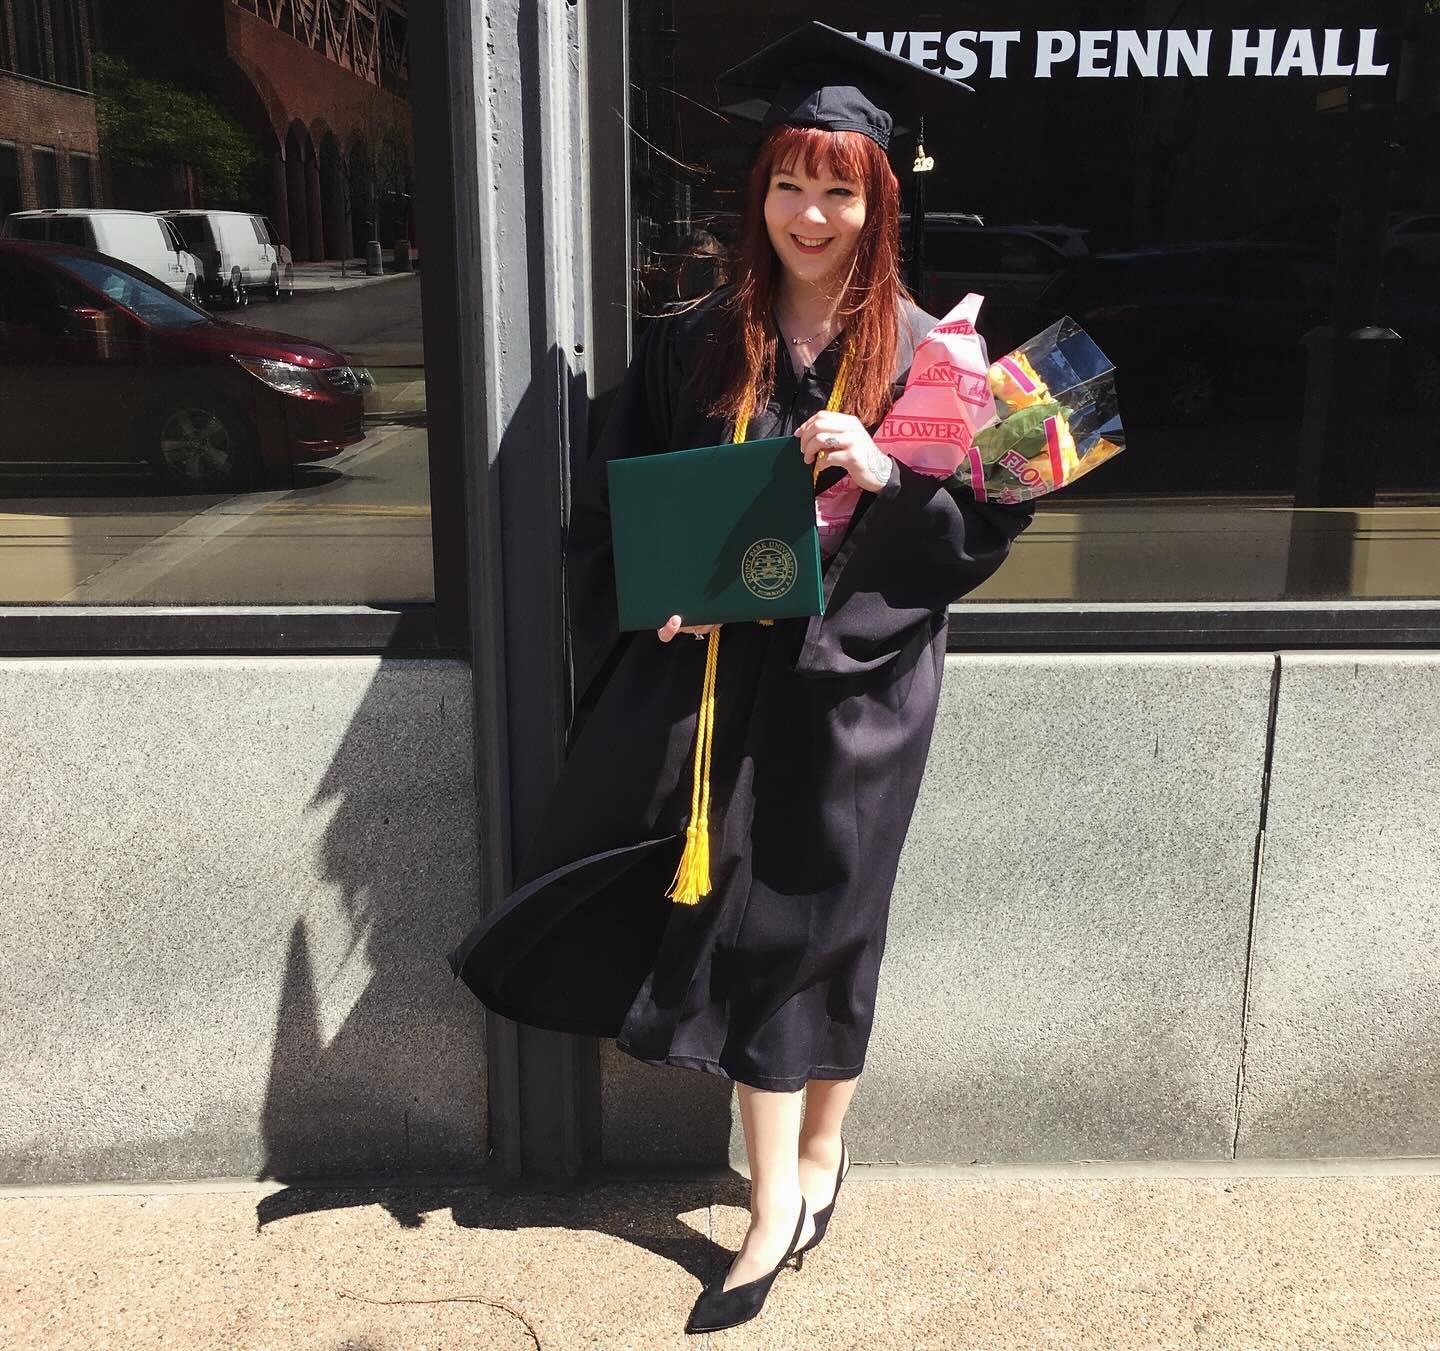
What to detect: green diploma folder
<box><xmin>606</xmin><ymin>434</ymin><xmax>826</xmax><ymax>631</ymax></box>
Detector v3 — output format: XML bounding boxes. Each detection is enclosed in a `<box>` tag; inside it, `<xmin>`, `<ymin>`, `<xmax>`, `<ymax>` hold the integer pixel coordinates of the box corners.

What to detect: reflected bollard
<box><xmin>365</xmin><ymin>240</ymin><xmax>384</xmax><ymax>276</ymax></box>
<box><xmin>393</xmin><ymin>238</ymin><xmax>413</xmax><ymax>272</ymax></box>
<box><xmin>1285</xmin><ymin>323</ymin><xmax>1401</xmax><ymax>599</ymax></box>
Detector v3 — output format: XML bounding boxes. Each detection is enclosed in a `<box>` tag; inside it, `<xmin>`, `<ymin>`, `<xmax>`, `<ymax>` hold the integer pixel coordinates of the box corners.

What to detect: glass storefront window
<box><xmin>0</xmin><ymin>0</ymin><xmax>433</xmax><ymax>606</ymax></box>
<box><xmin>628</xmin><ymin>1</ymin><xmax>1440</xmax><ymax>604</ymax></box>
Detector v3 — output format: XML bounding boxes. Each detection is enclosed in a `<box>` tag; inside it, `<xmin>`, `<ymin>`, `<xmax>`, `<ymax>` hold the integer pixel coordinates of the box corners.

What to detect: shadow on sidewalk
<box><xmin>252</xmin><ymin>1177</ymin><xmax>758</xmax><ymax>1287</ymax></box>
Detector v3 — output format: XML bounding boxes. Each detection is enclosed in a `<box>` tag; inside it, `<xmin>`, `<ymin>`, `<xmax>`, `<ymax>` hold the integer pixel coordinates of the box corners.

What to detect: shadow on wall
<box><xmin>600</xmin><ymin>1042</ymin><xmax>739</xmax><ymax>1171</ymax></box>
<box><xmin>256</xmin><ymin>661</ymin><xmax>486</xmax><ymax>1188</ymax></box>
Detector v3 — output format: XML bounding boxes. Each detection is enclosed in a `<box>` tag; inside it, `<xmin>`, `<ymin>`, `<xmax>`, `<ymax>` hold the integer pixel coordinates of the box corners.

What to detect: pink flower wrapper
<box><xmin>816</xmin><ymin>293</ymin><xmax>998</xmax><ymax>554</ymax></box>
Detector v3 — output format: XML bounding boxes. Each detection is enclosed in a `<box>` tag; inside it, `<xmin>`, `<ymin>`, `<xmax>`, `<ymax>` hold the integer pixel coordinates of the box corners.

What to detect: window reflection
<box><xmin>0</xmin><ymin>0</ymin><xmax>431</xmax><ymax>606</ymax></box>
<box><xmin>628</xmin><ymin>1</ymin><xmax>1440</xmax><ymax>603</ymax></box>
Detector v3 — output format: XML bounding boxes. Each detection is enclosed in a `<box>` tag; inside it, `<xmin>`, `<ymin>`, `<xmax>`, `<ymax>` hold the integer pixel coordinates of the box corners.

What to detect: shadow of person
<box><xmin>254</xmin><ymin>660</ymin><xmax>486</xmax><ymax>1201</ymax></box>
<box><xmin>246</xmin><ymin>655</ymin><xmax>749</xmax><ymax>1280</ymax></box>
<box><xmin>254</xmin><ymin>1174</ymin><xmax>759</xmax><ymax>1289</ymax></box>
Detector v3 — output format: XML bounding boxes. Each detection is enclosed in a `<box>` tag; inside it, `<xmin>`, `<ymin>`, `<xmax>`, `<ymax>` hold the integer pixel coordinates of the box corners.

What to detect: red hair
<box><xmin>698</xmin><ymin>124</ymin><xmax>912</xmax><ymax>429</ymax></box>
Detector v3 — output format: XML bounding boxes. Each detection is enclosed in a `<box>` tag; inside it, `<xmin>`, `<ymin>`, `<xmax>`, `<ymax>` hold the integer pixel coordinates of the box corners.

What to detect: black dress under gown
<box><xmin>448</xmin><ymin>287</ymin><xmax>1035</xmax><ymax>1091</ymax></box>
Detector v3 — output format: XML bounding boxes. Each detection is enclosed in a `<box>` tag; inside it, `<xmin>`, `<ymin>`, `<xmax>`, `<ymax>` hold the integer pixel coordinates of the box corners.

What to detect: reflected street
<box><xmin>230</xmin><ymin>269</ymin><xmax>424</xmax><ymax>373</ymax></box>
<box><xmin>0</xmin><ymin>427</ymin><xmax>432</xmax><ymax>605</ymax></box>
<box><xmin>0</xmin><ymin>274</ymin><xmax>432</xmax><ymax>604</ymax></box>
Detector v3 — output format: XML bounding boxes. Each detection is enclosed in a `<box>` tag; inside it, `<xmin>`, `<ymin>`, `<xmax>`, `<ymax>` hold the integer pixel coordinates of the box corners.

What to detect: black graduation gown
<box><xmin>448</xmin><ymin>287</ymin><xmax>1035</xmax><ymax>1092</ymax></box>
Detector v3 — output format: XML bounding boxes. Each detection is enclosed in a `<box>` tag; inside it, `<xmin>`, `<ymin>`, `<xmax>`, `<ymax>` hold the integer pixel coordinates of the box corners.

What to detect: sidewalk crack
<box><xmin>704</xmin><ymin>1198</ymin><xmax>716</xmax><ymax>1350</ymax></box>
<box><xmin>337</xmin><ymin>1286</ymin><xmax>541</xmax><ymax>1348</ymax></box>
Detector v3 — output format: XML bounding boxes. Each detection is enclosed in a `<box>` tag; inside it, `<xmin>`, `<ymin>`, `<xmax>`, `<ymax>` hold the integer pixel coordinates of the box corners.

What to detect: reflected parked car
<box><xmin>2</xmin><ymin>209</ymin><xmax>207</xmax><ymax>304</ymax></box>
<box><xmin>161</xmin><ymin>209</ymin><xmax>294</xmax><ymax>307</ymax></box>
<box><xmin>0</xmin><ymin>241</ymin><xmax>369</xmax><ymax>491</ymax></box>
<box><xmin>1036</xmin><ymin>242</ymin><xmax>1440</xmax><ymax>427</ymax></box>
<box><xmin>907</xmin><ymin>222</ymin><xmax>1071</xmax><ymax>353</ymax></box>
<box><xmin>1385</xmin><ymin>213</ymin><xmax>1440</xmax><ymax>269</ymax></box>
<box><xmin>993</xmin><ymin>221</ymin><xmax>1091</xmax><ymax>258</ymax></box>
<box><xmin>1035</xmin><ymin>243</ymin><xmax>1339</xmax><ymax>425</ymax></box>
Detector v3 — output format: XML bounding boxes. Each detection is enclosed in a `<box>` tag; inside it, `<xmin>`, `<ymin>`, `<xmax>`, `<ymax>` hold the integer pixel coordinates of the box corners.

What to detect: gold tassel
<box><xmin>667</xmin><ymin>624</ymin><xmax>720</xmax><ymax>903</ymax></box>
<box><xmin>666</xmin><ymin>353</ymin><xmax>852</xmax><ymax>902</ymax></box>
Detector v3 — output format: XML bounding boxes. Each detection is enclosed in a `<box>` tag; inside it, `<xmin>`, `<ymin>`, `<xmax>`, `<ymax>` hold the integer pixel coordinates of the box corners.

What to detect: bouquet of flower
<box><xmin>872</xmin><ymin>293</ymin><xmax>1125</xmax><ymax>505</ymax></box>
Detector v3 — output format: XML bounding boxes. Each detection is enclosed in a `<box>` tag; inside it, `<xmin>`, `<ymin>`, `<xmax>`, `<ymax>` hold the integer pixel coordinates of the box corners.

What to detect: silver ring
<box><xmin>822</xmin><ymin>433</ymin><xmax>840</xmax><ymax>447</ymax></box>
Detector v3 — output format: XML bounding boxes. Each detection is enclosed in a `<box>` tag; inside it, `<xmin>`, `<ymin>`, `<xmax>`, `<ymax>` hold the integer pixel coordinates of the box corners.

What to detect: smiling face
<box><xmin>763</xmin><ymin>157</ymin><xmax>868</xmax><ymax>291</ymax></box>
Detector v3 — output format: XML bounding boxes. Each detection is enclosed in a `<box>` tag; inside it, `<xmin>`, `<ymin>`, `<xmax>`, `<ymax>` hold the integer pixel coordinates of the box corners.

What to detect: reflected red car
<box><xmin>0</xmin><ymin>241</ymin><xmax>369</xmax><ymax>491</ymax></box>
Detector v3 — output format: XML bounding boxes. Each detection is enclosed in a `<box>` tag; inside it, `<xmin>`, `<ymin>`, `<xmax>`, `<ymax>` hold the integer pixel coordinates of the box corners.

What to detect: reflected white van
<box><xmin>161</xmin><ymin>210</ymin><xmax>294</xmax><ymax>308</ymax></box>
<box><xmin>1</xmin><ymin>209</ymin><xmax>205</xmax><ymax>302</ymax></box>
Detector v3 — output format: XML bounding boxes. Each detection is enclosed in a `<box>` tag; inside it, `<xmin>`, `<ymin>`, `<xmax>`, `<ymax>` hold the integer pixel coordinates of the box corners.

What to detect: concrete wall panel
<box><xmin>861</xmin><ymin>653</ymin><xmax>1273</xmax><ymax>1163</ymax></box>
<box><xmin>1237</xmin><ymin>652</ymin><xmax>1440</xmax><ymax>1158</ymax></box>
<box><xmin>0</xmin><ymin>657</ymin><xmax>485</xmax><ymax>1183</ymax></box>
<box><xmin>602</xmin><ymin>654</ymin><xmax>1274</xmax><ymax>1167</ymax></box>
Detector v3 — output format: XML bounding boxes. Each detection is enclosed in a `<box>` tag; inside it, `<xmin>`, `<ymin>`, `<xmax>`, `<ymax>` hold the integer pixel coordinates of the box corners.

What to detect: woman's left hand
<box><xmin>796</xmin><ymin>411</ymin><xmax>895</xmax><ymax>494</ymax></box>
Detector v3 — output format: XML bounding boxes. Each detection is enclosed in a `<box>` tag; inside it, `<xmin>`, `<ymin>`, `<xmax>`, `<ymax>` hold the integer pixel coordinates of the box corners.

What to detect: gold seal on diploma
<box><xmin>742</xmin><ymin>538</ymin><xmax>798</xmax><ymax>600</ymax></box>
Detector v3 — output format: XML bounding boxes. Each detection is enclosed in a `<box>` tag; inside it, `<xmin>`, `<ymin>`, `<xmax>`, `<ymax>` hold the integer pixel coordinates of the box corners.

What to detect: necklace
<box><xmin>777</xmin><ymin>310</ymin><xmax>837</xmax><ymax>346</ymax></box>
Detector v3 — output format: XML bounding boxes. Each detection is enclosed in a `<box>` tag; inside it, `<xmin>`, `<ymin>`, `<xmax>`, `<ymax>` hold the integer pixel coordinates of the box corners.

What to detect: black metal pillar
<box><xmin>411</xmin><ymin>0</ymin><xmax>629</xmax><ymax>1186</ymax></box>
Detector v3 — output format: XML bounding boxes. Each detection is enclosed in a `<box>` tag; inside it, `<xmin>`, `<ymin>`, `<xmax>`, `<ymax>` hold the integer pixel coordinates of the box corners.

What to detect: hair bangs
<box><xmin>768</xmin><ymin>124</ymin><xmax>871</xmax><ymax>187</ymax></box>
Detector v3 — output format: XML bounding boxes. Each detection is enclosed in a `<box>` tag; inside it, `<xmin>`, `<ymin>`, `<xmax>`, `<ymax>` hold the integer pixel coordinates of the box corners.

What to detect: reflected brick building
<box><xmin>0</xmin><ymin>0</ymin><xmax>101</xmax><ymax>218</ymax></box>
<box><xmin>96</xmin><ymin>0</ymin><xmax>412</xmax><ymax>261</ymax></box>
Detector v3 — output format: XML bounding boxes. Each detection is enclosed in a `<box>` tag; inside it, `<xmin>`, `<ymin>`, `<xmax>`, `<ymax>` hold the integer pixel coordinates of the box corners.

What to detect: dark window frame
<box><xmin>945</xmin><ymin>601</ymin><xmax>1440</xmax><ymax>651</ymax></box>
<box><xmin>2</xmin><ymin>0</ymin><xmax>89</xmax><ymax>91</ymax></box>
<box><xmin>31</xmin><ymin>144</ymin><xmax>58</xmax><ymax>207</ymax></box>
<box><xmin>0</xmin><ymin>140</ymin><xmax>20</xmax><ymax>221</ymax></box>
<box><xmin>11</xmin><ymin>0</ymin><xmax>44</xmax><ymax>80</ymax></box>
<box><xmin>0</xmin><ymin>13</ymin><xmax>470</xmax><ymax>660</ymax></box>
<box><xmin>0</xmin><ymin>605</ymin><xmax>457</xmax><ymax>656</ymax></box>
<box><xmin>67</xmin><ymin>149</ymin><xmax>94</xmax><ymax>207</ymax></box>
<box><xmin>52</xmin><ymin>0</ymin><xmax>84</xmax><ymax>90</ymax></box>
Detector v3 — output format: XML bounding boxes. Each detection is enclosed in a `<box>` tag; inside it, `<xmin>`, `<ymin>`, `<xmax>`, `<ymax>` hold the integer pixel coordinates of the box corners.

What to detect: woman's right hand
<box><xmin>656</xmin><ymin>614</ymin><xmax>721</xmax><ymax>642</ymax></box>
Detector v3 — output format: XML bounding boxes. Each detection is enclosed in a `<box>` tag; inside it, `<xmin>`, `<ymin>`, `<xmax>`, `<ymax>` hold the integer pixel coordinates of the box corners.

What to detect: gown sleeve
<box><xmin>794</xmin><ymin>298</ymin><xmax>1036</xmax><ymax>678</ymax></box>
<box><xmin>794</xmin><ymin>457</ymin><xmax>1036</xmax><ymax>678</ymax></box>
<box><xmin>564</xmin><ymin>315</ymin><xmax>680</xmax><ymax>723</ymax></box>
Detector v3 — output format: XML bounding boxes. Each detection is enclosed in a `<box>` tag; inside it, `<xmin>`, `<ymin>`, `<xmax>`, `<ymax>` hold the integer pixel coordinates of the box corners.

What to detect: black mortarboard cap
<box><xmin>714</xmin><ymin>21</ymin><xmax>973</xmax><ymax>152</ymax></box>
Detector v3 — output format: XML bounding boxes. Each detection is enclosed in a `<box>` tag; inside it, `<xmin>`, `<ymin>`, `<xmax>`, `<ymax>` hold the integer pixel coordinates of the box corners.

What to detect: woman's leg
<box><xmin>722</xmin><ymin>1083</ymin><xmax>817</xmax><ymax>1291</ymax></box>
<box><xmin>798</xmin><ymin>1075</ymin><xmax>859</xmax><ymax>1216</ymax></box>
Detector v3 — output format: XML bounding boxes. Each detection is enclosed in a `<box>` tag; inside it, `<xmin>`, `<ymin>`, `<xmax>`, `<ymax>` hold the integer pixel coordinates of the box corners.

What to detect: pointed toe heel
<box><xmin>684</xmin><ymin>1199</ymin><xmax>808</xmax><ymax>1335</ymax></box>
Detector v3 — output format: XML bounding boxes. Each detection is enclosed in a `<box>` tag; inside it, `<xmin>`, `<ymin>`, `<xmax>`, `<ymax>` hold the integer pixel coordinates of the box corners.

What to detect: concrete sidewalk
<box><xmin>3</xmin><ymin>1162</ymin><xmax>1437</xmax><ymax>1350</ymax></box>
<box><xmin>290</xmin><ymin>259</ymin><xmax>418</xmax><ymax>293</ymax></box>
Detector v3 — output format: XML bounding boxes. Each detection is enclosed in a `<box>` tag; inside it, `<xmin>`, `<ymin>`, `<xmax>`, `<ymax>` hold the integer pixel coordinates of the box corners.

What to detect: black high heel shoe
<box><xmin>795</xmin><ymin>1137</ymin><xmax>850</xmax><ymax>1256</ymax></box>
<box><xmin>684</xmin><ymin>1198</ymin><xmax>809</xmax><ymax>1335</ymax></box>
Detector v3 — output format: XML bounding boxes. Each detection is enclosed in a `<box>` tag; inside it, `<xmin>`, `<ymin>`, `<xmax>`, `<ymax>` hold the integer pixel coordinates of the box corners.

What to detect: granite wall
<box><xmin>3</xmin><ymin>650</ymin><xmax>1434</xmax><ymax>1182</ymax></box>
<box><xmin>1234</xmin><ymin>653</ymin><xmax>1440</xmax><ymax>1159</ymax></box>
<box><xmin>0</xmin><ymin>657</ymin><xmax>485</xmax><ymax>1183</ymax></box>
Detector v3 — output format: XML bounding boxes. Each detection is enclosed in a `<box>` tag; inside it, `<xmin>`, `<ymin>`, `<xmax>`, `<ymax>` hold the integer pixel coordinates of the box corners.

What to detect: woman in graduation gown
<box><xmin>448</xmin><ymin>22</ymin><xmax>1036</xmax><ymax>1334</ymax></box>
